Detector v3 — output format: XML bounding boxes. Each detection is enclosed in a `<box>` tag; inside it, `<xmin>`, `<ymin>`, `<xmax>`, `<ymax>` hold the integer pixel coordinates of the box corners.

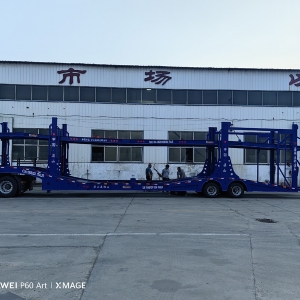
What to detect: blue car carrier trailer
<box><xmin>0</xmin><ymin>117</ymin><xmax>299</xmax><ymax>198</ymax></box>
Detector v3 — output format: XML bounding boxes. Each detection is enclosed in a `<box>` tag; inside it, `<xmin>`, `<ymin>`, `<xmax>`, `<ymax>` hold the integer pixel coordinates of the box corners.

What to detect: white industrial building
<box><xmin>0</xmin><ymin>61</ymin><xmax>299</xmax><ymax>182</ymax></box>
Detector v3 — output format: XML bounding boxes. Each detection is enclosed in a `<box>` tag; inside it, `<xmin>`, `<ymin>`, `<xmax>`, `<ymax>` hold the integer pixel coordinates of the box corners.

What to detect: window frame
<box><xmin>12</xmin><ymin>128</ymin><xmax>49</xmax><ymax>162</ymax></box>
<box><xmin>168</xmin><ymin>131</ymin><xmax>208</xmax><ymax>163</ymax></box>
<box><xmin>91</xmin><ymin>129</ymin><xmax>144</xmax><ymax>162</ymax></box>
<box><xmin>2</xmin><ymin>84</ymin><xmax>299</xmax><ymax>108</ymax></box>
<box><xmin>244</xmin><ymin>134</ymin><xmax>293</xmax><ymax>164</ymax></box>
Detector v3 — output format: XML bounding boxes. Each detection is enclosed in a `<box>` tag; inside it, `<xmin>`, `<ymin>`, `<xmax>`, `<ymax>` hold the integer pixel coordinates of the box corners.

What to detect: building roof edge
<box><xmin>0</xmin><ymin>60</ymin><xmax>299</xmax><ymax>72</ymax></box>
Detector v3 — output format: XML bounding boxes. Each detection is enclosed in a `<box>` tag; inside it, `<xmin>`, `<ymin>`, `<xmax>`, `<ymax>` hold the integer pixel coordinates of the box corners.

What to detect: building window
<box><xmin>80</xmin><ymin>87</ymin><xmax>95</xmax><ymax>102</ymax></box>
<box><xmin>278</xmin><ymin>91</ymin><xmax>292</xmax><ymax>106</ymax></box>
<box><xmin>127</xmin><ymin>88</ymin><xmax>141</xmax><ymax>103</ymax></box>
<box><xmin>0</xmin><ymin>84</ymin><xmax>15</xmax><ymax>100</ymax></box>
<box><xmin>233</xmin><ymin>91</ymin><xmax>247</xmax><ymax>105</ymax></box>
<box><xmin>91</xmin><ymin>130</ymin><xmax>143</xmax><ymax>162</ymax></box>
<box><xmin>218</xmin><ymin>90</ymin><xmax>232</xmax><ymax>105</ymax></box>
<box><xmin>203</xmin><ymin>90</ymin><xmax>217</xmax><ymax>104</ymax></box>
<box><xmin>173</xmin><ymin>90</ymin><xmax>187</xmax><ymax>104</ymax></box>
<box><xmin>248</xmin><ymin>91</ymin><xmax>262</xmax><ymax>105</ymax></box>
<box><xmin>16</xmin><ymin>85</ymin><xmax>31</xmax><ymax>100</ymax></box>
<box><xmin>293</xmin><ymin>92</ymin><xmax>300</xmax><ymax>106</ymax></box>
<box><xmin>157</xmin><ymin>89</ymin><xmax>171</xmax><ymax>104</ymax></box>
<box><xmin>277</xmin><ymin>150</ymin><xmax>293</xmax><ymax>164</ymax></box>
<box><xmin>244</xmin><ymin>134</ymin><xmax>292</xmax><ymax>164</ymax></box>
<box><xmin>168</xmin><ymin>131</ymin><xmax>207</xmax><ymax>163</ymax></box>
<box><xmin>244</xmin><ymin>135</ymin><xmax>268</xmax><ymax>164</ymax></box>
<box><xmin>263</xmin><ymin>91</ymin><xmax>277</xmax><ymax>106</ymax></box>
<box><xmin>64</xmin><ymin>86</ymin><xmax>79</xmax><ymax>101</ymax></box>
<box><xmin>48</xmin><ymin>86</ymin><xmax>63</xmax><ymax>101</ymax></box>
<box><xmin>32</xmin><ymin>85</ymin><xmax>47</xmax><ymax>101</ymax></box>
<box><xmin>188</xmin><ymin>90</ymin><xmax>202</xmax><ymax>105</ymax></box>
<box><xmin>96</xmin><ymin>87</ymin><xmax>111</xmax><ymax>102</ymax></box>
<box><xmin>105</xmin><ymin>147</ymin><xmax>117</xmax><ymax>161</ymax></box>
<box><xmin>91</xmin><ymin>147</ymin><xmax>104</xmax><ymax>161</ymax></box>
<box><xmin>12</xmin><ymin>128</ymin><xmax>48</xmax><ymax>162</ymax></box>
<box><xmin>142</xmin><ymin>89</ymin><xmax>156</xmax><ymax>103</ymax></box>
<box><xmin>2</xmin><ymin>84</ymin><xmax>298</xmax><ymax>108</ymax></box>
<box><xmin>112</xmin><ymin>88</ymin><xmax>126</xmax><ymax>103</ymax></box>
<box><xmin>274</xmin><ymin>133</ymin><xmax>292</xmax><ymax>164</ymax></box>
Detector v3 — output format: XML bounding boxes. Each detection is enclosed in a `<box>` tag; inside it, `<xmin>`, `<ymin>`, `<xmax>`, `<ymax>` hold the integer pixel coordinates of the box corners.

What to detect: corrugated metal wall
<box><xmin>1</xmin><ymin>62</ymin><xmax>299</xmax><ymax>90</ymax></box>
<box><xmin>1</xmin><ymin>100</ymin><xmax>300</xmax><ymax>182</ymax></box>
<box><xmin>1</xmin><ymin>62</ymin><xmax>300</xmax><ymax>182</ymax></box>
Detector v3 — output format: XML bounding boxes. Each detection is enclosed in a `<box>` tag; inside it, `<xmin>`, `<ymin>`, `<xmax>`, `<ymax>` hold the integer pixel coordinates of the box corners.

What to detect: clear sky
<box><xmin>1</xmin><ymin>0</ymin><xmax>299</xmax><ymax>69</ymax></box>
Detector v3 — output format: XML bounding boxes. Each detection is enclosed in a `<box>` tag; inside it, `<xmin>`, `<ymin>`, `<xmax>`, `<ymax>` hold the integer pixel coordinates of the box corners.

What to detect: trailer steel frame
<box><xmin>0</xmin><ymin>117</ymin><xmax>299</xmax><ymax>198</ymax></box>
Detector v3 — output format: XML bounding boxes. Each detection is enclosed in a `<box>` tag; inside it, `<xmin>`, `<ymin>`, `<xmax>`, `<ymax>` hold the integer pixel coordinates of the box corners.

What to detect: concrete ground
<box><xmin>0</xmin><ymin>188</ymin><xmax>299</xmax><ymax>300</ymax></box>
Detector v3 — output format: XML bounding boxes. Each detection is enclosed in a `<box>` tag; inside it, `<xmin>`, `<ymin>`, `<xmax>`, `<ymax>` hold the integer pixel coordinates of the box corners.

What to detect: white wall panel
<box><xmin>1</xmin><ymin>61</ymin><xmax>300</xmax><ymax>182</ymax></box>
<box><xmin>2</xmin><ymin>100</ymin><xmax>300</xmax><ymax>181</ymax></box>
<box><xmin>1</xmin><ymin>62</ymin><xmax>300</xmax><ymax>91</ymax></box>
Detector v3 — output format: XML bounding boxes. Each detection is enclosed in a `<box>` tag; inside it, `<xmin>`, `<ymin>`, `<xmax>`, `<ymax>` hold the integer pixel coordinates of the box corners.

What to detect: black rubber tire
<box><xmin>228</xmin><ymin>182</ymin><xmax>244</xmax><ymax>198</ymax></box>
<box><xmin>202</xmin><ymin>182</ymin><xmax>219</xmax><ymax>198</ymax></box>
<box><xmin>0</xmin><ymin>176</ymin><xmax>18</xmax><ymax>198</ymax></box>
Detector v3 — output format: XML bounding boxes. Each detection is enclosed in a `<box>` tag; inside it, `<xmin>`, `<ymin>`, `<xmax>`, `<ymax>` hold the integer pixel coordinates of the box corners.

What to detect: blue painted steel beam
<box><xmin>1</xmin><ymin>117</ymin><xmax>300</xmax><ymax>195</ymax></box>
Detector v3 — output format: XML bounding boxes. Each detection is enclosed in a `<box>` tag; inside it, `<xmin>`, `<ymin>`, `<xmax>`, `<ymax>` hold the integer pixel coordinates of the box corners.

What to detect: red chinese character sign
<box><xmin>144</xmin><ymin>70</ymin><xmax>172</xmax><ymax>86</ymax></box>
<box><xmin>57</xmin><ymin>68</ymin><xmax>87</xmax><ymax>85</ymax></box>
<box><xmin>289</xmin><ymin>74</ymin><xmax>300</xmax><ymax>87</ymax></box>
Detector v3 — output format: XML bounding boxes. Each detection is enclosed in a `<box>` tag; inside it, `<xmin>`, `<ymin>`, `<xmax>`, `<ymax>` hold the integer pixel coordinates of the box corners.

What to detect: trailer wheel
<box><xmin>0</xmin><ymin>176</ymin><xmax>18</xmax><ymax>198</ymax></box>
<box><xmin>228</xmin><ymin>182</ymin><xmax>244</xmax><ymax>198</ymax></box>
<box><xmin>203</xmin><ymin>182</ymin><xmax>219</xmax><ymax>198</ymax></box>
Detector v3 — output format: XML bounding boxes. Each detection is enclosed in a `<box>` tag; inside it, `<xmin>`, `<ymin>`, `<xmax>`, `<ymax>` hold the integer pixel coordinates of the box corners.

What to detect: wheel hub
<box><xmin>232</xmin><ymin>186</ymin><xmax>241</xmax><ymax>196</ymax></box>
<box><xmin>207</xmin><ymin>186</ymin><xmax>217</xmax><ymax>195</ymax></box>
<box><xmin>0</xmin><ymin>181</ymin><xmax>13</xmax><ymax>194</ymax></box>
